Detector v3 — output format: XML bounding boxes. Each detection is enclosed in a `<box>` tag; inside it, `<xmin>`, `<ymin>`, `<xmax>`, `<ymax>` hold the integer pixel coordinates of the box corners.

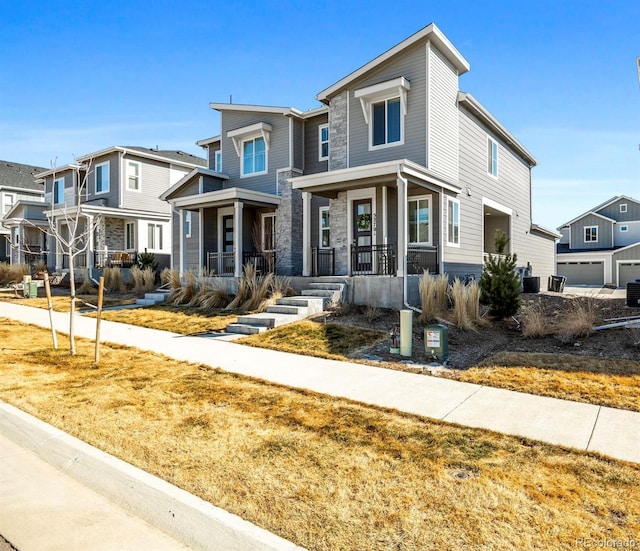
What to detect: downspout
<box><xmin>398</xmin><ymin>168</ymin><xmax>421</xmax><ymax>314</ymax></box>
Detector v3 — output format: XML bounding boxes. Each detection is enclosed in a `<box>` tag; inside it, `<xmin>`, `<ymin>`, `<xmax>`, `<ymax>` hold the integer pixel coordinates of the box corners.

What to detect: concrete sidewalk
<box><xmin>2</xmin><ymin>301</ymin><xmax>638</xmax><ymax>465</ymax></box>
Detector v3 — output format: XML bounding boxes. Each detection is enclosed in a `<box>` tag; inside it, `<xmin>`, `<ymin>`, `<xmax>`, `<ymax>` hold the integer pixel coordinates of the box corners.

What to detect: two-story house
<box><xmin>0</xmin><ymin>160</ymin><xmax>46</xmax><ymax>264</ymax></box>
<box><xmin>164</xmin><ymin>23</ymin><xmax>558</xmax><ymax>307</ymax></box>
<box><xmin>557</xmin><ymin>195</ymin><xmax>640</xmax><ymax>286</ymax></box>
<box><xmin>37</xmin><ymin>146</ymin><xmax>205</xmax><ymax>273</ymax></box>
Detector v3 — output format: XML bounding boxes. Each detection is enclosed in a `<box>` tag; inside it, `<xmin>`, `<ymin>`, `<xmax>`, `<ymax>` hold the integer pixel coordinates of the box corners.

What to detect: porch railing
<box><xmin>205</xmin><ymin>251</ymin><xmax>276</xmax><ymax>276</ymax></box>
<box><xmin>311</xmin><ymin>247</ymin><xmax>335</xmax><ymax>276</ymax></box>
<box><xmin>350</xmin><ymin>244</ymin><xmax>397</xmax><ymax>276</ymax></box>
<box><xmin>94</xmin><ymin>250</ymin><xmax>138</xmax><ymax>269</ymax></box>
<box><xmin>243</xmin><ymin>251</ymin><xmax>275</xmax><ymax>275</ymax></box>
<box><xmin>406</xmin><ymin>246</ymin><xmax>438</xmax><ymax>275</ymax></box>
<box><xmin>207</xmin><ymin>252</ymin><xmax>235</xmax><ymax>276</ymax></box>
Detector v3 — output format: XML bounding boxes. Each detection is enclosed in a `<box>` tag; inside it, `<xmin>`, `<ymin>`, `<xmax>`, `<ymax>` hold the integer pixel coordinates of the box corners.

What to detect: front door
<box><xmin>352</xmin><ymin>199</ymin><xmax>372</xmax><ymax>273</ymax></box>
<box><xmin>222</xmin><ymin>214</ymin><xmax>234</xmax><ymax>275</ymax></box>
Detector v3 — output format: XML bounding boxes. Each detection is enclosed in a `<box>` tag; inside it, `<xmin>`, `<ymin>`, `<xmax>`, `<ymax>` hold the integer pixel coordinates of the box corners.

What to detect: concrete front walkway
<box><xmin>2</xmin><ymin>301</ymin><xmax>638</xmax><ymax>465</ymax></box>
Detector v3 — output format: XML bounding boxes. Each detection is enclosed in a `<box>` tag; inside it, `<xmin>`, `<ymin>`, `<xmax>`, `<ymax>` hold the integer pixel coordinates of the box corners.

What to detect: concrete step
<box><xmin>266</xmin><ymin>305</ymin><xmax>304</xmax><ymax>315</ymax></box>
<box><xmin>307</xmin><ymin>282</ymin><xmax>344</xmax><ymax>291</ymax></box>
<box><xmin>135</xmin><ymin>298</ymin><xmax>158</xmax><ymax>306</ymax></box>
<box><xmin>225</xmin><ymin>323</ymin><xmax>267</xmax><ymax>335</ymax></box>
<box><xmin>278</xmin><ymin>296</ymin><xmax>325</xmax><ymax>314</ymax></box>
<box><xmin>301</xmin><ymin>289</ymin><xmax>335</xmax><ymax>298</ymax></box>
<box><xmin>144</xmin><ymin>292</ymin><xmax>168</xmax><ymax>302</ymax></box>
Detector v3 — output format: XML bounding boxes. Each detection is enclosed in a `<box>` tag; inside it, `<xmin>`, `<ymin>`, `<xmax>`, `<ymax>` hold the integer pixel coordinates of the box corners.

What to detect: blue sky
<box><xmin>1</xmin><ymin>0</ymin><xmax>639</xmax><ymax>230</ymax></box>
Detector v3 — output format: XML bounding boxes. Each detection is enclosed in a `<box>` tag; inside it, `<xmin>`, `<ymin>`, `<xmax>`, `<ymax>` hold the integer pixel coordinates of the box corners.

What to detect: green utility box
<box><xmin>27</xmin><ymin>282</ymin><xmax>38</xmax><ymax>298</ymax></box>
<box><xmin>424</xmin><ymin>324</ymin><xmax>449</xmax><ymax>363</ymax></box>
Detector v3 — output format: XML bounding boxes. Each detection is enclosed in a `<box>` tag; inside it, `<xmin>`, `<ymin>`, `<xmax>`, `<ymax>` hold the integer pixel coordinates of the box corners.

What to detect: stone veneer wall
<box><xmin>276</xmin><ymin>170</ymin><xmax>303</xmax><ymax>275</ymax></box>
<box><xmin>330</xmin><ymin>191</ymin><xmax>348</xmax><ymax>275</ymax></box>
<box><xmin>329</xmin><ymin>90</ymin><xmax>348</xmax><ymax>171</ymax></box>
<box><xmin>95</xmin><ymin>217</ymin><xmax>125</xmax><ymax>253</ymax></box>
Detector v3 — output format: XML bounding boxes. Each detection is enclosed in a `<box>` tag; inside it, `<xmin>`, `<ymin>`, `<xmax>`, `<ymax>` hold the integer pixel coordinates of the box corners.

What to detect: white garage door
<box><xmin>619</xmin><ymin>263</ymin><xmax>640</xmax><ymax>286</ymax></box>
<box><xmin>557</xmin><ymin>261</ymin><xmax>605</xmax><ymax>285</ymax></box>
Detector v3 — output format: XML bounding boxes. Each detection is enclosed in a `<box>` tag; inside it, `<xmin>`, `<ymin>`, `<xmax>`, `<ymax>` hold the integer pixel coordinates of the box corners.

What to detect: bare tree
<box><xmin>45</xmin><ymin>157</ymin><xmax>102</xmax><ymax>355</ymax></box>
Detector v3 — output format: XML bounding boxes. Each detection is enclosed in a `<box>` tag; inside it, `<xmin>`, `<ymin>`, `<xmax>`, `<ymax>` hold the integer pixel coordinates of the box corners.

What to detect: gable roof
<box><xmin>316</xmin><ymin>23</ymin><xmax>470</xmax><ymax>103</ymax></box>
<box><xmin>557</xmin><ymin>195</ymin><xmax>640</xmax><ymax>229</ymax></box>
<box><xmin>209</xmin><ymin>103</ymin><xmax>303</xmax><ymax>118</ymax></box>
<box><xmin>0</xmin><ymin>160</ymin><xmax>47</xmax><ymax>192</ymax></box>
<box><xmin>593</xmin><ymin>195</ymin><xmax>640</xmax><ymax>213</ymax></box>
<box><xmin>160</xmin><ymin>167</ymin><xmax>229</xmax><ymax>201</ymax></box>
<box><xmin>75</xmin><ymin>146</ymin><xmax>206</xmax><ymax>168</ymax></box>
<box><xmin>558</xmin><ymin>210</ymin><xmax>617</xmax><ymax>229</ymax></box>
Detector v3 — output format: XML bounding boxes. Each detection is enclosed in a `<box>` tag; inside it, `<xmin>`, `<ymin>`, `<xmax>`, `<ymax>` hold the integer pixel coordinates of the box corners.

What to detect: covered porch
<box><xmin>170</xmin><ymin>187</ymin><xmax>281</xmax><ymax>277</ymax></box>
<box><xmin>291</xmin><ymin>159</ymin><xmax>461</xmax><ymax>278</ymax></box>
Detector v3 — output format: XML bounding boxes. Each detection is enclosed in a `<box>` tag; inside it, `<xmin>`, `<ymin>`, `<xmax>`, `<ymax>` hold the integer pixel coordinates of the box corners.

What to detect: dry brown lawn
<box><xmin>0</xmin><ymin>318</ymin><xmax>639</xmax><ymax>550</ymax></box>
<box><xmin>0</xmin><ymin>292</ymin><xmax>137</xmax><ymax>312</ymax></box>
<box><xmin>451</xmin><ymin>352</ymin><xmax>640</xmax><ymax>413</ymax></box>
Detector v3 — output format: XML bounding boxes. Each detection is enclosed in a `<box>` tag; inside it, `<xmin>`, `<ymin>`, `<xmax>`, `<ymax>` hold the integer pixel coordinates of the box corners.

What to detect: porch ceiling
<box><xmin>170</xmin><ymin>187</ymin><xmax>281</xmax><ymax>210</ymax></box>
<box><xmin>289</xmin><ymin>159</ymin><xmax>461</xmax><ymax>198</ymax></box>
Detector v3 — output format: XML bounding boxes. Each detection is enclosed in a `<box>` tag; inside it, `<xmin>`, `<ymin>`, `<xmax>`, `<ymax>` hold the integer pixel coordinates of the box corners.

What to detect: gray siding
<box><xmin>304</xmin><ymin>113</ymin><xmax>329</xmax><ymax>175</ymax></box>
<box><xmin>559</xmin><ymin>227</ymin><xmax>570</xmax><ymax>244</ymax></box>
<box><xmin>203</xmin><ymin>209</ymin><xmax>216</xmax><ymax>255</ymax></box>
<box><xmin>348</xmin><ymin>42</ymin><xmax>427</xmax><ymax>168</ymax></box>
<box><xmin>293</xmin><ymin>118</ymin><xmax>304</xmax><ymax>171</ymax></box>
<box><xmin>180</xmin><ymin>180</ymin><xmax>201</xmax><ymax>197</ymax></box>
<box><xmin>615</xmin><ymin>221</ymin><xmax>640</xmax><ymax>246</ymax></box>
<box><xmin>172</xmin><ymin>209</ymin><xmax>180</xmax><ymax>269</ymax></box>
<box><xmin>220</xmin><ymin>110</ymin><xmax>290</xmax><ymax>195</ymax></box>
<box><xmin>202</xmin><ymin>175</ymin><xmax>224</xmax><ymax>193</ymax></box>
<box><xmin>614</xmin><ymin>243</ymin><xmax>640</xmax><ymax>262</ymax></box>
<box><xmin>569</xmin><ymin>214</ymin><xmax>613</xmax><ymax>249</ymax></box>
<box><xmin>427</xmin><ymin>44</ymin><xmax>459</xmax><ymax>181</ymax></box>
<box><xmin>207</xmin><ymin>146</ymin><xmax>220</xmax><ymax>170</ymax></box>
<box><xmin>185</xmin><ymin>210</ymin><xmax>200</xmax><ymax>269</ymax></box>
<box><xmin>87</xmin><ymin>153</ymin><xmax>120</xmax><ymax>207</ymax></box>
<box><xmin>310</xmin><ymin>195</ymin><xmax>329</xmax><ymax>247</ymax></box>
<box><xmin>526</xmin><ymin>231</ymin><xmax>557</xmax><ymax>282</ymax></box>
<box><xmin>121</xmin><ymin>154</ymin><xmax>174</xmax><ymax>214</ymax></box>
<box><xmin>44</xmin><ymin>171</ymin><xmax>75</xmax><ymax>206</ymax></box>
<box><xmin>451</xmin><ymin>106</ymin><xmax>541</xmax><ymax>278</ymax></box>
<box><xmin>597</xmin><ymin>198</ymin><xmax>640</xmax><ymax>223</ymax></box>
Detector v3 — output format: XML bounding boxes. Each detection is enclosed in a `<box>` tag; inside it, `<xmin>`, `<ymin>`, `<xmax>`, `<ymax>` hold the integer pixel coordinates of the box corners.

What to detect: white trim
<box><xmin>125</xmin><ymin>221</ymin><xmax>136</xmax><ymax>250</ymax></box>
<box><xmin>227</xmin><ymin>122</ymin><xmax>272</xmax><ymax>156</ymax></box>
<box><xmin>487</xmin><ymin>136</ymin><xmax>499</xmax><ymax>179</ymax></box>
<box><xmin>261</xmin><ymin>212</ymin><xmax>276</xmax><ymax>252</ymax></box>
<box><xmin>318</xmin><ymin>124</ymin><xmax>329</xmax><ymax>161</ymax></box>
<box><xmin>617</xmin><ymin>259</ymin><xmax>640</xmax><ymax>287</ymax></box>
<box><xmin>2</xmin><ymin>192</ymin><xmax>15</xmax><ymax>216</ymax></box>
<box><xmin>198</xmin><ymin>207</ymin><xmax>203</xmax><ymax>268</ymax></box>
<box><xmin>407</xmin><ymin>194</ymin><xmax>433</xmax><ymax>246</ymax></box>
<box><xmin>425</xmin><ymin>41</ymin><xmax>431</xmax><ymax>170</ymax></box>
<box><xmin>319</xmin><ymin>206</ymin><xmax>330</xmax><ymax>248</ymax></box>
<box><xmin>584</xmin><ymin>225</ymin><xmax>599</xmax><ymax>243</ymax></box>
<box><xmin>446</xmin><ymin>196</ymin><xmax>461</xmax><ymax>247</ymax></box>
<box><xmin>53</xmin><ymin>177</ymin><xmax>65</xmax><ymax>205</ymax></box>
<box><xmin>347</xmin><ymin>187</ymin><xmax>376</xmax><ymax>274</ymax></box>
<box><xmin>214</xmin><ymin>150</ymin><xmax>222</xmax><ymax>173</ymax></box>
<box><xmin>620</xmin><ymin>225</ymin><xmax>629</xmax><ymax>232</ymax></box>
<box><xmin>94</xmin><ymin>161</ymin><xmax>110</xmax><ymax>195</ymax></box>
<box><xmin>217</xmin><ymin>207</ymin><xmax>234</xmax><ymax>262</ymax></box>
<box><xmin>288</xmin><ymin>117</ymin><xmax>293</xmax><ymax>169</ymax></box>
<box><xmin>620</xmin><ymin>203</ymin><xmax>628</xmax><ymax>213</ymax></box>
<box><xmin>185</xmin><ymin>210</ymin><xmax>192</xmax><ymax>238</ymax></box>
<box><xmin>482</xmin><ymin>197</ymin><xmax>513</xmax><ymax>216</ymax></box>
<box><xmin>210</xmin><ymin>103</ymin><xmax>302</xmax><ymax>117</ymax></box>
<box><xmin>354</xmin><ymin>77</ymin><xmax>410</xmax><ymax>123</ymax></box>
<box><xmin>240</xmin><ymin>135</ymin><xmax>268</xmax><ymax>178</ymax></box>
<box><xmin>126</xmin><ymin>160</ymin><xmax>142</xmax><ymax>192</ymax></box>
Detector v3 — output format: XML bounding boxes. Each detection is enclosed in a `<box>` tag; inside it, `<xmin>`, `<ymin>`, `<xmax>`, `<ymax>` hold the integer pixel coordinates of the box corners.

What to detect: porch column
<box><xmin>233</xmin><ymin>201</ymin><xmax>243</xmax><ymax>277</ymax></box>
<box><xmin>179</xmin><ymin>210</ymin><xmax>184</xmax><ymax>276</ymax></box>
<box><xmin>302</xmin><ymin>191</ymin><xmax>311</xmax><ymax>276</ymax></box>
<box><xmin>86</xmin><ymin>215</ymin><xmax>94</xmax><ymax>272</ymax></box>
<box><xmin>382</xmin><ymin>185</ymin><xmax>388</xmax><ymax>245</ymax></box>
<box><xmin>396</xmin><ymin>176</ymin><xmax>407</xmax><ymax>277</ymax></box>
<box><xmin>55</xmin><ymin>219</ymin><xmax>62</xmax><ymax>271</ymax></box>
<box><xmin>199</xmin><ymin>208</ymin><xmax>204</xmax><ymax>269</ymax></box>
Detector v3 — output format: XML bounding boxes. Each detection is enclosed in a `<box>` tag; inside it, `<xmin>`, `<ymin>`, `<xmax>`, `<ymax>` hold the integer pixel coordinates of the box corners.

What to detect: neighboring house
<box><xmin>36</xmin><ymin>146</ymin><xmax>205</xmax><ymax>273</ymax></box>
<box><xmin>556</xmin><ymin>195</ymin><xmax>640</xmax><ymax>286</ymax></box>
<box><xmin>0</xmin><ymin>160</ymin><xmax>46</xmax><ymax>264</ymax></box>
<box><xmin>164</xmin><ymin>23</ymin><xmax>558</xmax><ymax>307</ymax></box>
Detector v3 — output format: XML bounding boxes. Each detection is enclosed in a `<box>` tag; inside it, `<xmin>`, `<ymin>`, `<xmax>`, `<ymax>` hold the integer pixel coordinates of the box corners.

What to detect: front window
<box><xmin>319</xmin><ymin>206</ymin><xmax>330</xmax><ymax>248</ymax></box>
<box><xmin>408</xmin><ymin>196</ymin><xmax>431</xmax><ymax>244</ymax></box>
<box><xmin>95</xmin><ymin>161</ymin><xmax>110</xmax><ymax>193</ymax></box>
<box><xmin>127</xmin><ymin>161</ymin><xmax>141</xmax><ymax>191</ymax></box>
<box><xmin>372</xmin><ymin>97</ymin><xmax>401</xmax><ymax>147</ymax></box>
<box><xmin>54</xmin><ymin>178</ymin><xmax>65</xmax><ymax>204</ymax></box>
<box><xmin>125</xmin><ymin>222</ymin><xmax>135</xmax><ymax>249</ymax></box>
<box><xmin>620</xmin><ymin>204</ymin><xmax>628</xmax><ymax>213</ymax></box>
<box><xmin>620</xmin><ymin>225</ymin><xmax>629</xmax><ymax>232</ymax></box>
<box><xmin>447</xmin><ymin>198</ymin><xmax>460</xmax><ymax>246</ymax></box>
<box><xmin>2</xmin><ymin>193</ymin><xmax>15</xmax><ymax>215</ymax></box>
<box><xmin>185</xmin><ymin>211</ymin><xmax>192</xmax><ymax>238</ymax></box>
<box><xmin>214</xmin><ymin>150</ymin><xmax>222</xmax><ymax>172</ymax></box>
<box><xmin>262</xmin><ymin>213</ymin><xmax>276</xmax><ymax>251</ymax></box>
<box><xmin>319</xmin><ymin>124</ymin><xmax>329</xmax><ymax>161</ymax></box>
<box><xmin>242</xmin><ymin>137</ymin><xmax>267</xmax><ymax>176</ymax></box>
<box><xmin>584</xmin><ymin>226</ymin><xmax>598</xmax><ymax>243</ymax></box>
<box><xmin>488</xmin><ymin>138</ymin><xmax>498</xmax><ymax>177</ymax></box>
<box><xmin>148</xmin><ymin>223</ymin><xmax>163</xmax><ymax>250</ymax></box>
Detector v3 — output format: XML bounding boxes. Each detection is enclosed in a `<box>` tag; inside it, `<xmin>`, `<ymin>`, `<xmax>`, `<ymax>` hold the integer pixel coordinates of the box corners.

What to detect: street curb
<box><xmin>0</xmin><ymin>401</ymin><xmax>305</xmax><ymax>551</ymax></box>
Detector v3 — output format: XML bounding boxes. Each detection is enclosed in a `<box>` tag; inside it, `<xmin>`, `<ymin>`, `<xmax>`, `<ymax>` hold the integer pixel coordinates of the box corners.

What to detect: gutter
<box><xmin>398</xmin><ymin>167</ymin><xmax>421</xmax><ymax>314</ymax></box>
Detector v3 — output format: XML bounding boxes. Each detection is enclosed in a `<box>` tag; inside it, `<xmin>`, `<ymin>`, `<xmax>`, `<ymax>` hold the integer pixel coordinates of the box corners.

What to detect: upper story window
<box><xmin>214</xmin><ymin>150</ymin><xmax>222</xmax><ymax>172</ymax></box>
<box><xmin>54</xmin><ymin>178</ymin><xmax>65</xmax><ymax>204</ymax></box>
<box><xmin>447</xmin><ymin>197</ymin><xmax>460</xmax><ymax>247</ymax></box>
<box><xmin>227</xmin><ymin>122</ymin><xmax>272</xmax><ymax>178</ymax></box>
<box><xmin>408</xmin><ymin>196</ymin><xmax>431</xmax><ymax>245</ymax></box>
<box><xmin>185</xmin><ymin>211</ymin><xmax>192</xmax><ymax>238</ymax></box>
<box><xmin>242</xmin><ymin>137</ymin><xmax>267</xmax><ymax>176</ymax></box>
<box><xmin>2</xmin><ymin>193</ymin><xmax>15</xmax><ymax>215</ymax></box>
<box><xmin>354</xmin><ymin>77</ymin><xmax>410</xmax><ymax>151</ymax></box>
<box><xmin>488</xmin><ymin>137</ymin><xmax>499</xmax><ymax>178</ymax></box>
<box><xmin>620</xmin><ymin>203</ymin><xmax>628</xmax><ymax>213</ymax></box>
<box><xmin>127</xmin><ymin>161</ymin><xmax>141</xmax><ymax>191</ymax></box>
<box><xmin>584</xmin><ymin>226</ymin><xmax>598</xmax><ymax>243</ymax></box>
<box><xmin>319</xmin><ymin>124</ymin><xmax>329</xmax><ymax>161</ymax></box>
<box><xmin>319</xmin><ymin>206</ymin><xmax>330</xmax><ymax>248</ymax></box>
<box><xmin>95</xmin><ymin>161</ymin><xmax>110</xmax><ymax>194</ymax></box>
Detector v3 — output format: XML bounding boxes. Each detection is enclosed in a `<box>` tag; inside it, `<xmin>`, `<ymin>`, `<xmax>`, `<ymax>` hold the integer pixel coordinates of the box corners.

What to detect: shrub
<box><xmin>226</xmin><ymin>264</ymin><xmax>273</xmax><ymax>312</ymax></box>
<box><xmin>130</xmin><ymin>266</ymin><xmax>145</xmax><ymax>293</ymax></box>
<box><xmin>418</xmin><ymin>271</ymin><xmax>450</xmax><ymax>323</ymax></box>
<box><xmin>557</xmin><ymin>297</ymin><xmax>597</xmax><ymax>342</ymax></box>
<box><xmin>0</xmin><ymin>263</ymin><xmax>30</xmax><ymax>286</ymax></box>
<box><xmin>103</xmin><ymin>267</ymin><xmax>124</xmax><ymax>294</ymax></box>
<box><xmin>479</xmin><ymin>231</ymin><xmax>521</xmax><ymax>319</ymax></box>
<box><xmin>137</xmin><ymin>251</ymin><xmax>159</xmax><ymax>272</ymax></box>
<box><xmin>172</xmin><ymin>271</ymin><xmax>197</xmax><ymax>305</ymax></box>
<box><xmin>141</xmin><ymin>267</ymin><xmax>156</xmax><ymax>292</ymax></box>
<box><xmin>77</xmin><ymin>269</ymin><xmax>97</xmax><ymax>294</ymax></box>
<box><xmin>450</xmin><ymin>279</ymin><xmax>473</xmax><ymax>330</ymax></box>
<box><xmin>520</xmin><ymin>300</ymin><xmax>550</xmax><ymax>338</ymax></box>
